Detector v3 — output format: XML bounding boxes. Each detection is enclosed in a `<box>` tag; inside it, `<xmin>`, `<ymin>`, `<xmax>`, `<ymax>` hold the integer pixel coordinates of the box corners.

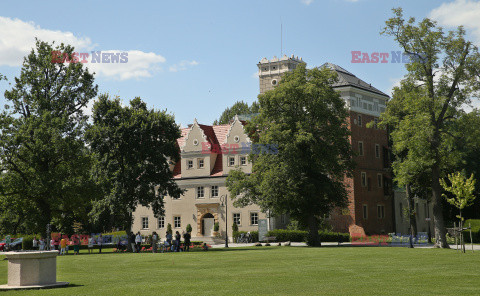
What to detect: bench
<box><xmin>264</xmin><ymin>236</ymin><xmax>276</xmax><ymax>243</ymax></box>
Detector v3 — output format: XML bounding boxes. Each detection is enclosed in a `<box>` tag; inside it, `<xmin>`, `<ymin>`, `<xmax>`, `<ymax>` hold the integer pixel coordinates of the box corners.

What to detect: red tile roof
<box><xmin>210</xmin><ymin>154</ymin><xmax>223</xmax><ymax>176</ymax></box>
<box><xmin>172</xmin><ymin>121</ymin><xmax>239</xmax><ymax>178</ymax></box>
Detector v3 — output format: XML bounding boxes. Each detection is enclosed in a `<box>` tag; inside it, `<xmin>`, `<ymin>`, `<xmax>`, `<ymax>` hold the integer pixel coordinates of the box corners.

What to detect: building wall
<box><xmin>132</xmin><ymin>178</ymin><xmax>268</xmax><ymax>241</ymax></box>
<box><xmin>394</xmin><ymin>190</ymin><xmax>434</xmax><ymax>235</ymax></box>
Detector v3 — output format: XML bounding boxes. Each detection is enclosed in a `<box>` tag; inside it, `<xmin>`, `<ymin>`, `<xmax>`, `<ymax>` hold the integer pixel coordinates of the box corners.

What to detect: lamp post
<box><xmin>220</xmin><ymin>194</ymin><xmax>229</xmax><ymax>248</ymax></box>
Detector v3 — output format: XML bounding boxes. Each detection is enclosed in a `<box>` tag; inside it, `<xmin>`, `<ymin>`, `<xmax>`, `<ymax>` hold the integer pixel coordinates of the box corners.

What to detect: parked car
<box><xmin>0</xmin><ymin>237</ymin><xmax>23</xmax><ymax>251</ymax></box>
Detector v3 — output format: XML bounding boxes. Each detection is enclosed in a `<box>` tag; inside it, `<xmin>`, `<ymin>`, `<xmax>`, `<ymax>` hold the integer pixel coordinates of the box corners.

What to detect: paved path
<box><xmin>210</xmin><ymin>242</ymin><xmax>480</xmax><ymax>250</ymax></box>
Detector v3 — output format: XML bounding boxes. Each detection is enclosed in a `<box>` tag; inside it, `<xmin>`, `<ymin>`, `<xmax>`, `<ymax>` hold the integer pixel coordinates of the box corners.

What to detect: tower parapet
<box><xmin>257</xmin><ymin>54</ymin><xmax>305</xmax><ymax>94</ymax></box>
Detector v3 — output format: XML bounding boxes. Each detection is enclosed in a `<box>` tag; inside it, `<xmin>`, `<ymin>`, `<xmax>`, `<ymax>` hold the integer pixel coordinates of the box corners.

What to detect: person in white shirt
<box><xmin>50</xmin><ymin>238</ymin><xmax>55</xmax><ymax>251</ymax></box>
<box><xmin>32</xmin><ymin>237</ymin><xmax>38</xmax><ymax>250</ymax></box>
<box><xmin>88</xmin><ymin>237</ymin><xmax>94</xmax><ymax>254</ymax></box>
<box><xmin>135</xmin><ymin>232</ymin><xmax>142</xmax><ymax>253</ymax></box>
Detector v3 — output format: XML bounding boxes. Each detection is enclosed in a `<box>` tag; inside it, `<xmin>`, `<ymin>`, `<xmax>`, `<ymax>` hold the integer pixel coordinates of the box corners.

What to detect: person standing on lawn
<box><xmin>130</xmin><ymin>232</ymin><xmax>136</xmax><ymax>253</ymax></box>
<box><xmin>165</xmin><ymin>231</ymin><xmax>172</xmax><ymax>252</ymax></box>
<box><xmin>88</xmin><ymin>236</ymin><xmax>94</xmax><ymax>253</ymax></box>
<box><xmin>32</xmin><ymin>237</ymin><xmax>38</xmax><ymax>250</ymax></box>
<box><xmin>135</xmin><ymin>232</ymin><xmax>142</xmax><ymax>253</ymax></box>
<box><xmin>60</xmin><ymin>237</ymin><xmax>67</xmax><ymax>255</ymax></box>
<box><xmin>175</xmin><ymin>231</ymin><xmax>181</xmax><ymax>252</ymax></box>
<box><xmin>183</xmin><ymin>231</ymin><xmax>191</xmax><ymax>252</ymax></box>
<box><xmin>50</xmin><ymin>237</ymin><xmax>56</xmax><ymax>251</ymax></box>
<box><xmin>39</xmin><ymin>237</ymin><xmax>45</xmax><ymax>251</ymax></box>
<box><xmin>73</xmin><ymin>234</ymin><xmax>80</xmax><ymax>255</ymax></box>
<box><xmin>98</xmin><ymin>234</ymin><xmax>103</xmax><ymax>253</ymax></box>
<box><xmin>152</xmin><ymin>232</ymin><xmax>158</xmax><ymax>253</ymax></box>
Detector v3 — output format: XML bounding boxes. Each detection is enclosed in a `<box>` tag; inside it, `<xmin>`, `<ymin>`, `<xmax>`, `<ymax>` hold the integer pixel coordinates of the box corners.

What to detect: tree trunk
<box><xmin>126</xmin><ymin>213</ymin><xmax>133</xmax><ymax>252</ymax></box>
<box><xmin>406</xmin><ymin>184</ymin><xmax>417</xmax><ymax>236</ymax></box>
<box><xmin>307</xmin><ymin>215</ymin><xmax>321</xmax><ymax>247</ymax></box>
<box><xmin>431</xmin><ymin>164</ymin><xmax>450</xmax><ymax>248</ymax></box>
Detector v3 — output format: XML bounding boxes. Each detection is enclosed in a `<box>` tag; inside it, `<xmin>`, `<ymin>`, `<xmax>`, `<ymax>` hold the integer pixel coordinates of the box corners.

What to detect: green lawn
<box><xmin>1</xmin><ymin>246</ymin><xmax>479</xmax><ymax>295</ymax></box>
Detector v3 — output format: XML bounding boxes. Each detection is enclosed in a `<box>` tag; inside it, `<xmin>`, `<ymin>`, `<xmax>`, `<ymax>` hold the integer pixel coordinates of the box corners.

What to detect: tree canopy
<box><xmin>0</xmin><ymin>39</ymin><xmax>97</xmax><ymax>234</ymax></box>
<box><xmin>226</xmin><ymin>64</ymin><xmax>354</xmax><ymax>246</ymax></box>
<box><xmin>380</xmin><ymin>8</ymin><xmax>480</xmax><ymax>248</ymax></box>
<box><xmin>213</xmin><ymin>100</ymin><xmax>259</xmax><ymax>125</ymax></box>
<box><xmin>86</xmin><ymin>94</ymin><xmax>182</xmax><ymax>239</ymax></box>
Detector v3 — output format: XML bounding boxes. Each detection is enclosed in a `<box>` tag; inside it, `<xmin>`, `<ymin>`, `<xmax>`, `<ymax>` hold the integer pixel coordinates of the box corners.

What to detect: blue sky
<box><xmin>1</xmin><ymin>0</ymin><xmax>479</xmax><ymax>126</ymax></box>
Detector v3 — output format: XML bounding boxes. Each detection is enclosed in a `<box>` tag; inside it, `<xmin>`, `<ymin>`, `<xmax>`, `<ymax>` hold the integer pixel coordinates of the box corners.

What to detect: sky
<box><xmin>0</xmin><ymin>0</ymin><xmax>479</xmax><ymax>127</ymax></box>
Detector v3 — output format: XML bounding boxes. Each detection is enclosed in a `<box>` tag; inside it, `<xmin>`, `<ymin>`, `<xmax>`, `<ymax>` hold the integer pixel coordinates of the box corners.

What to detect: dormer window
<box><xmin>187</xmin><ymin>160</ymin><xmax>193</xmax><ymax>169</ymax></box>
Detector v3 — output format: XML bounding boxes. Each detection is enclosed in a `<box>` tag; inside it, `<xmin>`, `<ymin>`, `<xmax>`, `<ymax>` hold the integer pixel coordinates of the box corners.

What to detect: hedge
<box><xmin>266</xmin><ymin>229</ymin><xmax>350</xmax><ymax>243</ymax></box>
<box><xmin>463</xmin><ymin>219</ymin><xmax>480</xmax><ymax>243</ymax></box>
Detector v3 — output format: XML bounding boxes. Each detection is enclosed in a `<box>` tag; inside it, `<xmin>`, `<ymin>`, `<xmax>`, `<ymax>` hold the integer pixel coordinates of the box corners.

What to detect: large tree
<box><xmin>0</xmin><ymin>39</ymin><xmax>97</xmax><ymax>234</ymax></box>
<box><xmin>86</xmin><ymin>95</ymin><xmax>182</xmax><ymax>246</ymax></box>
<box><xmin>381</xmin><ymin>8</ymin><xmax>480</xmax><ymax>248</ymax></box>
<box><xmin>226</xmin><ymin>64</ymin><xmax>354</xmax><ymax>246</ymax></box>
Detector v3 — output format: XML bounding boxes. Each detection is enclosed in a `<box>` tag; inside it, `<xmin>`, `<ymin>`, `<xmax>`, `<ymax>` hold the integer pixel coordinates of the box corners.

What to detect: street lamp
<box><xmin>220</xmin><ymin>194</ymin><xmax>229</xmax><ymax>248</ymax></box>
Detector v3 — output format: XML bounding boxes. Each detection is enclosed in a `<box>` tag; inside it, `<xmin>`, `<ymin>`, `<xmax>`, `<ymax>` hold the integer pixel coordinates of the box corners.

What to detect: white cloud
<box><xmin>430</xmin><ymin>0</ymin><xmax>480</xmax><ymax>45</ymax></box>
<box><xmin>301</xmin><ymin>0</ymin><xmax>314</xmax><ymax>5</ymax></box>
<box><xmin>0</xmin><ymin>16</ymin><xmax>170</xmax><ymax>80</ymax></box>
<box><xmin>169</xmin><ymin>60</ymin><xmax>199</xmax><ymax>72</ymax></box>
<box><xmin>85</xmin><ymin>50</ymin><xmax>166</xmax><ymax>80</ymax></box>
<box><xmin>0</xmin><ymin>16</ymin><xmax>93</xmax><ymax>67</ymax></box>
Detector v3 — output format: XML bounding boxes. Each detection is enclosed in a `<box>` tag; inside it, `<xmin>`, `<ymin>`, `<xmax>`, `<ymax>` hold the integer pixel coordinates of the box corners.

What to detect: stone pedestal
<box><xmin>0</xmin><ymin>251</ymin><xmax>69</xmax><ymax>290</ymax></box>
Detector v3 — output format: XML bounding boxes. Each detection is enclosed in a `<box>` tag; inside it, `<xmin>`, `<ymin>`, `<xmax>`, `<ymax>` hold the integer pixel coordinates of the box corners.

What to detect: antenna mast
<box><xmin>280</xmin><ymin>19</ymin><xmax>283</xmax><ymax>57</ymax></box>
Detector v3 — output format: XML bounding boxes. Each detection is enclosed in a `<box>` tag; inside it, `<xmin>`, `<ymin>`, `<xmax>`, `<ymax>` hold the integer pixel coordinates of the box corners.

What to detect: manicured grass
<box><xmin>1</xmin><ymin>246</ymin><xmax>479</xmax><ymax>295</ymax></box>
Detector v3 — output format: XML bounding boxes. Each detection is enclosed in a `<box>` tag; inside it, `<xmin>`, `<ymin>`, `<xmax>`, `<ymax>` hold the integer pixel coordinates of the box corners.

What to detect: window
<box><xmin>229</xmin><ymin>156</ymin><xmax>235</xmax><ymax>166</ymax></box>
<box><xmin>250</xmin><ymin>212</ymin><xmax>259</xmax><ymax>225</ymax></box>
<box><xmin>187</xmin><ymin>160</ymin><xmax>193</xmax><ymax>169</ymax></box>
<box><xmin>157</xmin><ymin>217</ymin><xmax>165</xmax><ymax>229</ymax></box>
<box><xmin>375</xmin><ymin>144</ymin><xmax>380</xmax><ymax>158</ymax></box>
<box><xmin>377</xmin><ymin>174</ymin><xmax>383</xmax><ymax>188</ymax></box>
<box><xmin>233</xmin><ymin>213</ymin><xmax>241</xmax><ymax>225</ymax></box>
<box><xmin>198</xmin><ymin>158</ymin><xmax>204</xmax><ymax>168</ymax></box>
<box><xmin>358</xmin><ymin>115</ymin><xmax>362</xmax><ymax>127</ymax></box>
<box><xmin>358</xmin><ymin>141</ymin><xmax>364</xmax><ymax>156</ymax></box>
<box><xmin>196</xmin><ymin>187</ymin><xmax>204</xmax><ymax>198</ymax></box>
<box><xmin>362</xmin><ymin>205</ymin><xmax>368</xmax><ymax>219</ymax></box>
<box><xmin>211</xmin><ymin>185</ymin><xmax>218</xmax><ymax>197</ymax></box>
<box><xmin>377</xmin><ymin>205</ymin><xmax>385</xmax><ymax>219</ymax></box>
<box><xmin>174</xmin><ymin>216</ymin><xmax>181</xmax><ymax>228</ymax></box>
<box><xmin>361</xmin><ymin>172</ymin><xmax>367</xmax><ymax>187</ymax></box>
<box><xmin>141</xmin><ymin>217</ymin><xmax>149</xmax><ymax>229</ymax></box>
<box><xmin>240</xmin><ymin>156</ymin><xmax>247</xmax><ymax>166</ymax></box>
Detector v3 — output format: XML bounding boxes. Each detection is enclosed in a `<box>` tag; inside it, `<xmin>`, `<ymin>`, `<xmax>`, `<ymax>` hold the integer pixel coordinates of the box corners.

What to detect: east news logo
<box><xmin>51</xmin><ymin>51</ymin><xmax>128</xmax><ymax>63</ymax></box>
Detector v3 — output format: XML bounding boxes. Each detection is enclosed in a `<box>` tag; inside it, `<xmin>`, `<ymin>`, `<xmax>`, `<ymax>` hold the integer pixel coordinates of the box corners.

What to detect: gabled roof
<box><xmin>172</xmin><ymin>119</ymin><xmax>248</xmax><ymax>179</ymax></box>
<box><xmin>320</xmin><ymin>63</ymin><xmax>389</xmax><ymax>97</ymax></box>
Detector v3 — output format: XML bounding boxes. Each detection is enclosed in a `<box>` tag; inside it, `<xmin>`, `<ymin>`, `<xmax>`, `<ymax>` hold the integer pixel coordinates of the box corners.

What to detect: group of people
<box><xmin>129</xmin><ymin>230</ymin><xmax>191</xmax><ymax>253</ymax></box>
<box><xmin>31</xmin><ymin>234</ymin><xmax>104</xmax><ymax>255</ymax></box>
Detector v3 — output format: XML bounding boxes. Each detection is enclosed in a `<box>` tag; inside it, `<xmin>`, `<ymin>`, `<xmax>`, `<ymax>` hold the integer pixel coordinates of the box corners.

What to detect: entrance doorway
<box><xmin>201</xmin><ymin>213</ymin><xmax>214</xmax><ymax>236</ymax></box>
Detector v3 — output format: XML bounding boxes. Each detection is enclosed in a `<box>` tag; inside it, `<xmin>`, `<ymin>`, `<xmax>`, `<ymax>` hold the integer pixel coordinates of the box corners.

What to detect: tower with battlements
<box><xmin>257</xmin><ymin>55</ymin><xmax>304</xmax><ymax>94</ymax></box>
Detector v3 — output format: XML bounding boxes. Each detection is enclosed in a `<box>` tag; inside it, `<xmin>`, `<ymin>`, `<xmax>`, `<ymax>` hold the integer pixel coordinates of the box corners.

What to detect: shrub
<box><xmin>214</xmin><ymin>222</ymin><xmax>219</xmax><ymax>232</ymax></box>
<box><xmin>266</xmin><ymin>229</ymin><xmax>350</xmax><ymax>243</ymax></box>
<box><xmin>167</xmin><ymin>223</ymin><xmax>172</xmax><ymax>234</ymax></box>
<box><xmin>232</xmin><ymin>223</ymin><xmax>238</xmax><ymax>232</ymax></box>
<box><xmin>21</xmin><ymin>234</ymin><xmax>38</xmax><ymax>250</ymax></box>
<box><xmin>186</xmin><ymin>224</ymin><xmax>192</xmax><ymax>233</ymax></box>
